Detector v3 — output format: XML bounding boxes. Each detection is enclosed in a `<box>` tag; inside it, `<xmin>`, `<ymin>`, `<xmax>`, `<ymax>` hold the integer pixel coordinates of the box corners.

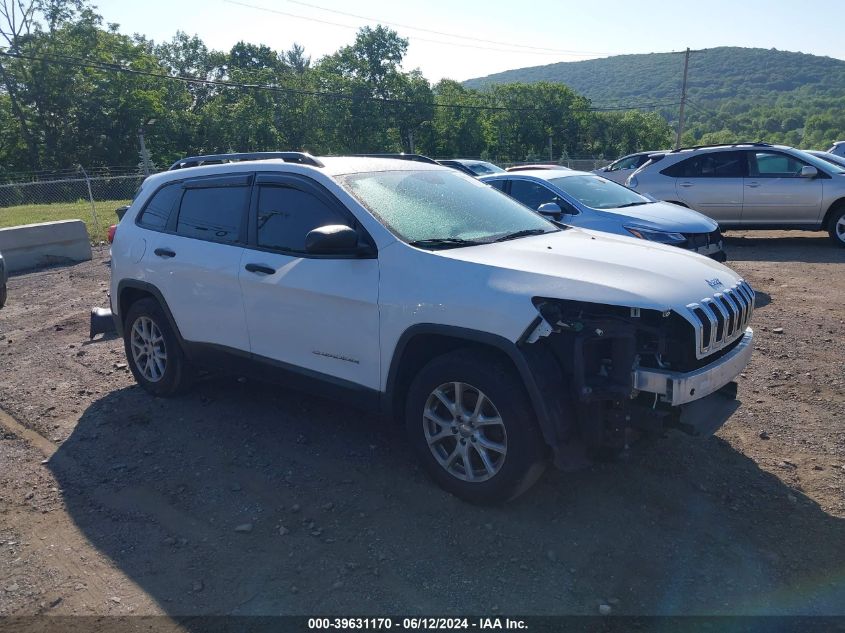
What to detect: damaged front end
<box><xmin>519</xmin><ymin>298</ymin><xmax>751</xmax><ymax>470</ymax></box>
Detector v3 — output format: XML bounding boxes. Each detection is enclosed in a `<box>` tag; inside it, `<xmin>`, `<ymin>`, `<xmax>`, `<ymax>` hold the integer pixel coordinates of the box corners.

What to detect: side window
<box><xmin>508</xmin><ymin>180</ymin><xmax>561</xmax><ymax>210</ymax></box>
<box><xmin>137</xmin><ymin>182</ymin><xmax>181</xmax><ymax>230</ymax></box>
<box><xmin>256</xmin><ymin>185</ymin><xmax>349</xmax><ymax>253</ymax></box>
<box><xmin>749</xmin><ymin>151</ymin><xmax>806</xmax><ymax>177</ymax></box>
<box><xmin>662</xmin><ymin>152</ymin><xmax>744</xmax><ymax>178</ymax></box>
<box><xmin>487</xmin><ymin>179</ymin><xmax>507</xmax><ymax>192</ymax></box>
<box><xmin>176</xmin><ymin>186</ymin><xmax>249</xmax><ymax>244</ymax></box>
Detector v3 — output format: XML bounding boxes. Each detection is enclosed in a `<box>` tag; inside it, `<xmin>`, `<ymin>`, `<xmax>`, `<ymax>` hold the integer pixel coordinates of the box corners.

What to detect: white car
<box><xmin>828</xmin><ymin>142</ymin><xmax>845</xmax><ymax>159</ymax></box>
<box><xmin>106</xmin><ymin>152</ymin><xmax>754</xmax><ymax>503</ymax></box>
<box><xmin>592</xmin><ymin>151</ymin><xmax>659</xmax><ymax>184</ymax></box>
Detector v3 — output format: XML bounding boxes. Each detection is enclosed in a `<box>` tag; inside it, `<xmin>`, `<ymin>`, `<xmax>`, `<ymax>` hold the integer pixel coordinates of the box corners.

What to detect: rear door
<box><xmin>238</xmin><ymin>173</ymin><xmax>381</xmax><ymax>390</ymax></box>
<box><xmin>664</xmin><ymin>151</ymin><xmax>745</xmax><ymax>223</ymax></box>
<box><xmin>139</xmin><ymin>174</ymin><xmax>251</xmax><ymax>352</ymax></box>
<box><xmin>741</xmin><ymin>150</ymin><xmax>824</xmax><ymax>225</ymax></box>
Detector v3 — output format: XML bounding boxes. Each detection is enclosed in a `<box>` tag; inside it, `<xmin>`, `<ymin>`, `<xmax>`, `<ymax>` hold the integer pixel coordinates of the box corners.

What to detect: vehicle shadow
<box><xmin>47</xmin><ymin>377</ymin><xmax>845</xmax><ymax>620</ymax></box>
<box><xmin>724</xmin><ymin>233</ymin><xmax>845</xmax><ymax>264</ymax></box>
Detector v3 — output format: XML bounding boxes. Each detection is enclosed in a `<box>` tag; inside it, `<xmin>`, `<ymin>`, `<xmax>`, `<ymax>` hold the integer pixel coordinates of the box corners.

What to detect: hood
<box><xmin>595</xmin><ymin>201</ymin><xmax>718</xmax><ymax>232</ymax></box>
<box><xmin>436</xmin><ymin>228</ymin><xmax>742</xmax><ymax>312</ymax></box>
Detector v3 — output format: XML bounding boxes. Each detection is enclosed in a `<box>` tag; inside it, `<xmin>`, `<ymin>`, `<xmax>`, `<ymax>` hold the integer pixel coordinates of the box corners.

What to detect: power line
<box><xmin>242</xmin><ymin>0</ymin><xmax>609</xmax><ymax>57</ymax></box>
<box><xmin>0</xmin><ymin>50</ymin><xmax>680</xmax><ymax>114</ymax></box>
<box><xmin>223</xmin><ymin>0</ymin><xmax>602</xmax><ymax>58</ymax></box>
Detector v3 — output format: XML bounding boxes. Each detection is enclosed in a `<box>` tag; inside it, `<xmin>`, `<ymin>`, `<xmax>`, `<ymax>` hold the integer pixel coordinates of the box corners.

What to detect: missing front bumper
<box><xmin>632</xmin><ymin>328</ymin><xmax>753</xmax><ymax>406</ymax></box>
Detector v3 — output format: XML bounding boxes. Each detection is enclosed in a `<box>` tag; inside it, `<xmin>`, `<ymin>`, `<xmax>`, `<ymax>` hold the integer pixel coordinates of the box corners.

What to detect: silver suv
<box><xmin>627</xmin><ymin>143</ymin><xmax>845</xmax><ymax>246</ymax></box>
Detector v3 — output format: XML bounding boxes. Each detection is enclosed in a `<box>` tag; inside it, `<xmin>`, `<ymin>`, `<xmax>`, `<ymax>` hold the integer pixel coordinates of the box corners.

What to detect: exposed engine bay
<box><xmin>520</xmin><ymin>298</ymin><xmax>744</xmax><ymax>470</ymax></box>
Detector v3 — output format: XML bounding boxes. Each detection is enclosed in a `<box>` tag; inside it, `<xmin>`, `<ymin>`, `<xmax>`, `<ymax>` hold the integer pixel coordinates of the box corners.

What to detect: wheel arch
<box><xmin>822</xmin><ymin>198</ymin><xmax>845</xmax><ymax>230</ymax></box>
<box><xmin>116</xmin><ymin>280</ymin><xmax>187</xmax><ymax>352</ymax></box>
<box><xmin>383</xmin><ymin>324</ymin><xmax>554</xmax><ymax>438</ymax></box>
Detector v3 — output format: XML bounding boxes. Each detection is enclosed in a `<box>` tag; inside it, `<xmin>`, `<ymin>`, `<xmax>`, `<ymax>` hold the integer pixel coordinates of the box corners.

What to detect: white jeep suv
<box><xmin>107</xmin><ymin>152</ymin><xmax>755</xmax><ymax>503</ymax></box>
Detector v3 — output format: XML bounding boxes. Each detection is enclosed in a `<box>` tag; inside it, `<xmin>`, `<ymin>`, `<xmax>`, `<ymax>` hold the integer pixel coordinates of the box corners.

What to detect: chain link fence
<box><xmin>0</xmin><ymin>168</ymin><xmax>147</xmax><ymax>243</ymax></box>
<box><xmin>502</xmin><ymin>158</ymin><xmax>612</xmax><ymax>171</ymax></box>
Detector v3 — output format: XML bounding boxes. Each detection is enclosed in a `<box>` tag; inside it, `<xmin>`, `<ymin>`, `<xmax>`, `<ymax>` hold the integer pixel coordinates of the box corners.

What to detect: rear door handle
<box><xmin>245</xmin><ymin>263</ymin><xmax>276</xmax><ymax>275</ymax></box>
<box><xmin>746</xmin><ymin>182</ymin><xmax>760</xmax><ymax>188</ymax></box>
<box><xmin>154</xmin><ymin>248</ymin><xmax>175</xmax><ymax>258</ymax></box>
<box><xmin>679</xmin><ymin>181</ymin><xmax>693</xmax><ymax>188</ymax></box>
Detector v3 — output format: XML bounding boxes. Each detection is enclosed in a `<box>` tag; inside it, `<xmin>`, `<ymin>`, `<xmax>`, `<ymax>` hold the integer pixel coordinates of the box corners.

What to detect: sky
<box><xmin>95</xmin><ymin>0</ymin><xmax>845</xmax><ymax>82</ymax></box>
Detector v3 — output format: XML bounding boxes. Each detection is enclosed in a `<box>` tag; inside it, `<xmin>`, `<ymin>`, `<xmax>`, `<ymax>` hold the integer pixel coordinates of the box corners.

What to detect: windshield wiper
<box><xmin>493</xmin><ymin>228</ymin><xmax>550</xmax><ymax>242</ymax></box>
<box><xmin>409</xmin><ymin>237</ymin><xmax>485</xmax><ymax>249</ymax></box>
<box><xmin>615</xmin><ymin>201</ymin><xmax>650</xmax><ymax>208</ymax></box>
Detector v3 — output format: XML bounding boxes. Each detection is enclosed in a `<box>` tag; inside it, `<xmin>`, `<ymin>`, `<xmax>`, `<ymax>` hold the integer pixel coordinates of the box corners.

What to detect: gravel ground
<box><xmin>0</xmin><ymin>232</ymin><xmax>844</xmax><ymax>621</ymax></box>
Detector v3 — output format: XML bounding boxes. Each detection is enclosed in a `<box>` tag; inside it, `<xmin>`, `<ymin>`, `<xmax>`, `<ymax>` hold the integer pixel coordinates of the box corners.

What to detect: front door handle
<box><xmin>245</xmin><ymin>263</ymin><xmax>276</xmax><ymax>275</ymax></box>
<box><xmin>154</xmin><ymin>248</ymin><xmax>175</xmax><ymax>258</ymax></box>
<box><xmin>679</xmin><ymin>181</ymin><xmax>693</xmax><ymax>188</ymax></box>
<box><xmin>746</xmin><ymin>182</ymin><xmax>761</xmax><ymax>188</ymax></box>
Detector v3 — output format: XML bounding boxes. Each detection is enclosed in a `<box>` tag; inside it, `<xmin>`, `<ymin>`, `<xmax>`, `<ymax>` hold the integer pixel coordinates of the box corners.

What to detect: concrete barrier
<box><xmin>0</xmin><ymin>220</ymin><xmax>92</xmax><ymax>272</ymax></box>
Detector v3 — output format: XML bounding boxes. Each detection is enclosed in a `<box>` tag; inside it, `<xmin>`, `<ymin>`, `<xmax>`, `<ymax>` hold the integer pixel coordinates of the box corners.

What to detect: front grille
<box><xmin>686</xmin><ymin>280</ymin><xmax>754</xmax><ymax>358</ymax></box>
<box><xmin>682</xmin><ymin>228</ymin><xmax>723</xmax><ymax>250</ymax></box>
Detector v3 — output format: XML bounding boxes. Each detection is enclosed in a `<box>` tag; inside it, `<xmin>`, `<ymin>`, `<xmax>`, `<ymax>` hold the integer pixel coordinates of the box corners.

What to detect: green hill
<box><xmin>464</xmin><ymin>47</ymin><xmax>845</xmax><ymax>148</ymax></box>
<box><xmin>464</xmin><ymin>47</ymin><xmax>845</xmax><ymax>106</ymax></box>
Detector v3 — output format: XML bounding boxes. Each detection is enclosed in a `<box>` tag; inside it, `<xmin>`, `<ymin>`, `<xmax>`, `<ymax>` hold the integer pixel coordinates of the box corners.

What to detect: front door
<box><xmin>238</xmin><ymin>174</ymin><xmax>381</xmax><ymax>390</ymax></box>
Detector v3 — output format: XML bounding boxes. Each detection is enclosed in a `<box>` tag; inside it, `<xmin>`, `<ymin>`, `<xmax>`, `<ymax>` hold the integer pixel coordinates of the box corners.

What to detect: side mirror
<box><xmin>537</xmin><ymin>202</ymin><xmax>563</xmax><ymax>220</ymax></box>
<box><xmin>305</xmin><ymin>225</ymin><xmax>370</xmax><ymax>256</ymax></box>
<box><xmin>800</xmin><ymin>165</ymin><xmax>818</xmax><ymax>178</ymax></box>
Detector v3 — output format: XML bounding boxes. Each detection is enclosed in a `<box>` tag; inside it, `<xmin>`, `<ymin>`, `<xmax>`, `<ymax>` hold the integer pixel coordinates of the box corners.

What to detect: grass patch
<box><xmin>0</xmin><ymin>199</ymin><xmax>129</xmax><ymax>243</ymax></box>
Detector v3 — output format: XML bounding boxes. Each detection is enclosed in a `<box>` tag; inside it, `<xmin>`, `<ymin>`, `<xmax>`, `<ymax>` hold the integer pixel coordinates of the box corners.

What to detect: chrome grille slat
<box><xmin>735</xmin><ymin>285</ymin><xmax>751</xmax><ymax>327</ymax></box>
<box><xmin>686</xmin><ymin>280</ymin><xmax>755</xmax><ymax>359</ymax></box>
<box><xmin>730</xmin><ymin>289</ymin><xmax>747</xmax><ymax>329</ymax></box>
<box><xmin>721</xmin><ymin>291</ymin><xmax>741</xmax><ymax>336</ymax></box>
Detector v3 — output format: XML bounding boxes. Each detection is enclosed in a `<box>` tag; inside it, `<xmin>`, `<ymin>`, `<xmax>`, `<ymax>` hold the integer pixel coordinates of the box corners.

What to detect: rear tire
<box><xmin>123</xmin><ymin>297</ymin><xmax>191</xmax><ymax>396</ymax></box>
<box><xmin>405</xmin><ymin>348</ymin><xmax>547</xmax><ymax>504</ymax></box>
<box><xmin>0</xmin><ymin>283</ymin><xmax>6</xmax><ymax>308</ymax></box>
<box><xmin>828</xmin><ymin>206</ymin><xmax>845</xmax><ymax>247</ymax></box>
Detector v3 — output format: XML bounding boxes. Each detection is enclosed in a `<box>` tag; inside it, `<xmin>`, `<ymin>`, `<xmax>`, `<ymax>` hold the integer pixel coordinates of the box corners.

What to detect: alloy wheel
<box><xmin>422</xmin><ymin>382</ymin><xmax>507</xmax><ymax>482</ymax></box>
<box><xmin>130</xmin><ymin>316</ymin><xmax>167</xmax><ymax>382</ymax></box>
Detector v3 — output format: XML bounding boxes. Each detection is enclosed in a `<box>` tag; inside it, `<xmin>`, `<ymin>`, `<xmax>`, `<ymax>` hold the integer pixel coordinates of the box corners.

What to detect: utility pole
<box><xmin>675</xmin><ymin>48</ymin><xmax>691</xmax><ymax>150</ymax></box>
<box><xmin>138</xmin><ymin>118</ymin><xmax>156</xmax><ymax>176</ymax></box>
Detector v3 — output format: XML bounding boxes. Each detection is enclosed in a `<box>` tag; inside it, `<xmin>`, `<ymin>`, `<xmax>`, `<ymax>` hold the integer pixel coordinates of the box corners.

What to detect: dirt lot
<box><xmin>1</xmin><ymin>232</ymin><xmax>844</xmax><ymax>621</ymax></box>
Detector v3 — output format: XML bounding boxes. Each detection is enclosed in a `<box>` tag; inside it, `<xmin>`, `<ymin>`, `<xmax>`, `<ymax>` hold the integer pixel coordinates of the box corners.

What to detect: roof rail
<box><xmin>352</xmin><ymin>153</ymin><xmax>439</xmax><ymax>165</ymax></box>
<box><xmin>671</xmin><ymin>142</ymin><xmax>772</xmax><ymax>153</ymax></box>
<box><xmin>169</xmin><ymin>152</ymin><xmax>324</xmax><ymax>170</ymax></box>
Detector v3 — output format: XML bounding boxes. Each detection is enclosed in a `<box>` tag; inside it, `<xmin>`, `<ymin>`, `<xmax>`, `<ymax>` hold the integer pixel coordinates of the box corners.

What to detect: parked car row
<box><xmin>100</xmin><ymin>151</ymin><xmax>755</xmax><ymax>503</ymax></box>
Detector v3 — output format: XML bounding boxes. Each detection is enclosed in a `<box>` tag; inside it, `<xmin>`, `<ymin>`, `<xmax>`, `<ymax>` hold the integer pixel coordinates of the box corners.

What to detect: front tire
<box><xmin>123</xmin><ymin>298</ymin><xmax>190</xmax><ymax>396</ymax></box>
<box><xmin>405</xmin><ymin>349</ymin><xmax>547</xmax><ymax>504</ymax></box>
<box><xmin>828</xmin><ymin>206</ymin><xmax>845</xmax><ymax>247</ymax></box>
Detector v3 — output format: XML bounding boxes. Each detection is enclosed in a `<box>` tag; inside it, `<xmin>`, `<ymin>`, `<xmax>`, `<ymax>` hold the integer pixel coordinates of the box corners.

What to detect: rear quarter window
<box><xmin>137</xmin><ymin>182</ymin><xmax>182</xmax><ymax>230</ymax></box>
